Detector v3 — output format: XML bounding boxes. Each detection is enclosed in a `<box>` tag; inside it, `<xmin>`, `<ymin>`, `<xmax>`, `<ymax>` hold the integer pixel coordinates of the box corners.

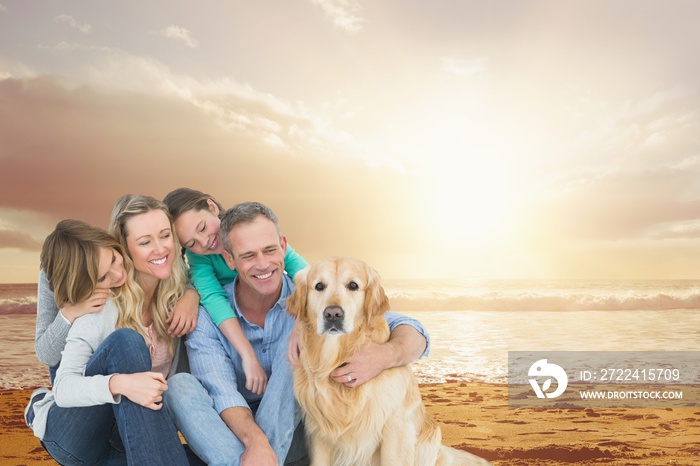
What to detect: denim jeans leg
<box><xmin>42</xmin><ymin>402</ymin><xmax>124</xmax><ymax>465</ymax></box>
<box><xmin>283</xmin><ymin>421</ymin><xmax>309</xmax><ymax>466</ymax></box>
<box><xmin>164</xmin><ymin>373</ymin><xmax>243</xmax><ymax>466</ymax></box>
<box><xmin>255</xmin><ymin>340</ymin><xmax>302</xmax><ymax>465</ymax></box>
<box><xmin>85</xmin><ymin>328</ymin><xmax>190</xmax><ymax>466</ymax></box>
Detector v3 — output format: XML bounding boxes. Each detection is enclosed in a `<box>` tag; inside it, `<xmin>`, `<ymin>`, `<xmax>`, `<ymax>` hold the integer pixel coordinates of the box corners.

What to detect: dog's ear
<box><xmin>364</xmin><ymin>265</ymin><xmax>389</xmax><ymax>318</ymax></box>
<box><xmin>287</xmin><ymin>266</ymin><xmax>309</xmax><ymax>319</ymax></box>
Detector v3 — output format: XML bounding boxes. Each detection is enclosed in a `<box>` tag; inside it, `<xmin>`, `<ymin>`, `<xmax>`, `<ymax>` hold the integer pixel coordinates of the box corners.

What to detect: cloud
<box><xmin>567</xmin><ymin>88</ymin><xmax>698</xmax><ymax>163</ymax></box>
<box><xmin>441</xmin><ymin>57</ymin><xmax>486</xmax><ymax>77</ymax></box>
<box><xmin>671</xmin><ymin>155</ymin><xmax>700</xmax><ymax>171</ymax></box>
<box><xmin>54</xmin><ymin>14</ymin><xmax>92</xmax><ymax>34</ymax></box>
<box><xmin>650</xmin><ymin>223</ymin><xmax>700</xmax><ymax>240</ymax></box>
<box><xmin>0</xmin><ymin>57</ymin><xmax>37</xmax><ymax>79</ymax></box>
<box><xmin>0</xmin><ymin>68</ymin><xmax>406</xmax><ymax>205</ymax></box>
<box><xmin>151</xmin><ymin>25</ymin><xmax>199</xmax><ymax>49</ymax></box>
<box><xmin>523</xmin><ymin>165</ymin><xmax>700</xmax><ymax>244</ymax></box>
<box><xmin>61</xmin><ymin>50</ymin><xmax>401</xmax><ymax>171</ymax></box>
<box><xmin>310</xmin><ymin>0</ymin><xmax>364</xmax><ymax>33</ymax></box>
<box><xmin>0</xmin><ymin>230</ymin><xmax>42</xmax><ymax>251</ymax></box>
<box><xmin>0</xmin><ymin>68</ymin><xmax>431</xmax><ymax>277</ymax></box>
<box><xmin>523</xmin><ymin>88</ymin><xmax>700</xmax><ymax>237</ymax></box>
<box><xmin>36</xmin><ymin>41</ymin><xmax>111</xmax><ymax>53</ymax></box>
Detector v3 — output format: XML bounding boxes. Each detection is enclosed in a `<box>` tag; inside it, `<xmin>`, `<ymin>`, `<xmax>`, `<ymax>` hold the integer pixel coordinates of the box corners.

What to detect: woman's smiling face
<box><xmin>125</xmin><ymin>209</ymin><xmax>175</xmax><ymax>281</ymax></box>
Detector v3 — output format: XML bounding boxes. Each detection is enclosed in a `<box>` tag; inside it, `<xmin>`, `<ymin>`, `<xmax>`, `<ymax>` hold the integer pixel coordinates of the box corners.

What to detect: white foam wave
<box><xmin>386</xmin><ymin>279</ymin><xmax>700</xmax><ymax>311</ymax></box>
<box><xmin>389</xmin><ymin>291</ymin><xmax>700</xmax><ymax>311</ymax></box>
<box><xmin>0</xmin><ymin>295</ymin><xmax>38</xmax><ymax>314</ymax></box>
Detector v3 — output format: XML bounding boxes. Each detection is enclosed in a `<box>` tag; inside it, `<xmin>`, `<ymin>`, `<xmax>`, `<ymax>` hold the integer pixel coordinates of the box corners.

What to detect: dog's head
<box><xmin>288</xmin><ymin>257</ymin><xmax>389</xmax><ymax>336</ymax></box>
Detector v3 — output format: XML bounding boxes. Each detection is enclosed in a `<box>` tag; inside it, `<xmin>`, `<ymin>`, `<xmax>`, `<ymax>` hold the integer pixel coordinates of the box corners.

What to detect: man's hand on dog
<box><xmin>331</xmin><ymin>341</ymin><xmax>391</xmax><ymax>388</ymax></box>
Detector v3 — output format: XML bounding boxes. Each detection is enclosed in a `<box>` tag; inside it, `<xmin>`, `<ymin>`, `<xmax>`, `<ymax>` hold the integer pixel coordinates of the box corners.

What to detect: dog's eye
<box><xmin>347</xmin><ymin>281</ymin><xmax>359</xmax><ymax>291</ymax></box>
<box><xmin>314</xmin><ymin>282</ymin><xmax>326</xmax><ymax>291</ymax></box>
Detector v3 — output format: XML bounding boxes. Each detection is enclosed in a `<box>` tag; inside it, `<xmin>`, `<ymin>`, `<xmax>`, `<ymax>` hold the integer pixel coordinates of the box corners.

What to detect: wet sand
<box><xmin>4</xmin><ymin>382</ymin><xmax>700</xmax><ymax>465</ymax></box>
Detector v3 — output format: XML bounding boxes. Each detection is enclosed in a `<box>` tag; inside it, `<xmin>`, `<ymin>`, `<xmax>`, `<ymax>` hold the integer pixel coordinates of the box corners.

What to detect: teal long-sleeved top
<box><xmin>185</xmin><ymin>245</ymin><xmax>308</xmax><ymax>326</ymax></box>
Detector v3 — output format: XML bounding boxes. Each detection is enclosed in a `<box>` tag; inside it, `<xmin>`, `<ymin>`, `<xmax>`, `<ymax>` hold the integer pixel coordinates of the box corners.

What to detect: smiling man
<box><xmin>167</xmin><ymin>202</ymin><xmax>430</xmax><ymax>466</ymax></box>
<box><xmin>222</xmin><ymin>211</ymin><xmax>289</xmax><ymax>318</ymax></box>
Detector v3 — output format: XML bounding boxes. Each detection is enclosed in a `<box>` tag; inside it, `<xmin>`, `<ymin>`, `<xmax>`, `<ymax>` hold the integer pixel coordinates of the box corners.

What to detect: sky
<box><xmin>0</xmin><ymin>0</ymin><xmax>699</xmax><ymax>282</ymax></box>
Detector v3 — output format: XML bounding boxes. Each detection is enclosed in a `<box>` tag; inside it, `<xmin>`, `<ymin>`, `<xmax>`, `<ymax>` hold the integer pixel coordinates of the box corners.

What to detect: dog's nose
<box><xmin>323</xmin><ymin>306</ymin><xmax>344</xmax><ymax>321</ymax></box>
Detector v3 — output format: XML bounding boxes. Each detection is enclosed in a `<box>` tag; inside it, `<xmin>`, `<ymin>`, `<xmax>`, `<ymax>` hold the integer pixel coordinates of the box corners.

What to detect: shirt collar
<box><xmin>225</xmin><ymin>273</ymin><xmax>294</xmax><ymax>317</ymax></box>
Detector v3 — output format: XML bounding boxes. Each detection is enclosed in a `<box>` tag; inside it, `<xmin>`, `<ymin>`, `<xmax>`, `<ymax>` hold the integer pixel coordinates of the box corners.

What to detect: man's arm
<box><xmin>220</xmin><ymin>407</ymin><xmax>277</xmax><ymax>466</ymax></box>
<box><xmin>330</xmin><ymin>311</ymin><xmax>430</xmax><ymax>387</ymax></box>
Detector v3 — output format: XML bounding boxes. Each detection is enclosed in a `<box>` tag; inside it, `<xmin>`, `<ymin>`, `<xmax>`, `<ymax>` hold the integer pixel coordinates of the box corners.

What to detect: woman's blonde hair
<box><xmin>109</xmin><ymin>194</ymin><xmax>188</xmax><ymax>354</ymax></box>
<box><xmin>40</xmin><ymin>220</ymin><xmax>123</xmax><ymax>308</ymax></box>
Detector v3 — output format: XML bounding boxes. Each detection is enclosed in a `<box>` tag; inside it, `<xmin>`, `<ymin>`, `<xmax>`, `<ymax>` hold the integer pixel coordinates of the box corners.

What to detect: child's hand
<box><xmin>242</xmin><ymin>356</ymin><xmax>268</xmax><ymax>395</ymax></box>
<box><xmin>218</xmin><ymin>317</ymin><xmax>267</xmax><ymax>393</ymax></box>
<box><xmin>61</xmin><ymin>288</ymin><xmax>111</xmax><ymax>323</ymax></box>
<box><xmin>167</xmin><ymin>288</ymin><xmax>199</xmax><ymax>336</ymax></box>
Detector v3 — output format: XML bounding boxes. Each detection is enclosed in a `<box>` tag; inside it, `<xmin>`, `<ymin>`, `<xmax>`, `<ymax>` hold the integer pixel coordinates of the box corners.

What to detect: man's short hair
<box><xmin>220</xmin><ymin>202</ymin><xmax>282</xmax><ymax>254</ymax></box>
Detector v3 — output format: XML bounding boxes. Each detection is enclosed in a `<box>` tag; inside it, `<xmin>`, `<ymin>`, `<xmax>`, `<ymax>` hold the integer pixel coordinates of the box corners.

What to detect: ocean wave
<box><xmin>387</xmin><ymin>290</ymin><xmax>700</xmax><ymax>312</ymax></box>
<box><xmin>3</xmin><ymin>281</ymin><xmax>700</xmax><ymax>314</ymax></box>
<box><xmin>0</xmin><ymin>296</ymin><xmax>38</xmax><ymax>315</ymax></box>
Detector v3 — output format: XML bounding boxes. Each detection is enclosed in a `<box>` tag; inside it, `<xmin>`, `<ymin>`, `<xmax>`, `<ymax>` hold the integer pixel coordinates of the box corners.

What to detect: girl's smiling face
<box><xmin>173</xmin><ymin>199</ymin><xmax>224</xmax><ymax>256</ymax></box>
<box><xmin>95</xmin><ymin>247</ymin><xmax>126</xmax><ymax>289</ymax></box>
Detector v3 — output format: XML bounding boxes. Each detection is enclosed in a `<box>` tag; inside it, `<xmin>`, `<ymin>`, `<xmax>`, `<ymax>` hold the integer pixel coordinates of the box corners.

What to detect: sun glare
<box><xmin>409</xmin><ymin>105</ymin><xmax>515</xmax><ymax>244</ymax></box>
<box><xmin>430</xmin><ymin>160</ymin><xmax>511</xmax><ymax>242</ymax></box>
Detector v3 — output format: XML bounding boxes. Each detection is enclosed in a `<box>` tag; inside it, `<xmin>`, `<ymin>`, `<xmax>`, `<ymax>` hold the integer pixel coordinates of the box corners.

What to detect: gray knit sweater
<box><xmin>35</xmin><ymin>270</ymin><xmax>70</xmax><ymax>367</ymax></box>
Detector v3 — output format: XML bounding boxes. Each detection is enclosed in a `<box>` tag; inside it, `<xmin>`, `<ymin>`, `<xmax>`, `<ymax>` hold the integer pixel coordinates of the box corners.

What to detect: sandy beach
<box><xmin>3</xmin><ymin>284</ymin><xmax>699</xmax><ymax>464</ymax></box>
<box><xmin>4</xmin><ymin>381</ymin><xmax>700</xmax><ymax>465</ymax></box>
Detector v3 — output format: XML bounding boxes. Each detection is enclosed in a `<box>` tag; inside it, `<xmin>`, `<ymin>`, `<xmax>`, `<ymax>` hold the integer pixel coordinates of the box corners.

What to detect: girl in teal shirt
<box><xmin>163</xmin><ymin>188</ymin><xmax>307</xmax><ymax>395</ymax></box>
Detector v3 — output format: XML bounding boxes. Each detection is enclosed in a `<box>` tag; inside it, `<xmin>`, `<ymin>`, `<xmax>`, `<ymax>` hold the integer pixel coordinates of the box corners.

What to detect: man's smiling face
<box><xmin>224</xmin><ymin>215</ymin><xmax>287</xmax><ymax>299</ymax></box>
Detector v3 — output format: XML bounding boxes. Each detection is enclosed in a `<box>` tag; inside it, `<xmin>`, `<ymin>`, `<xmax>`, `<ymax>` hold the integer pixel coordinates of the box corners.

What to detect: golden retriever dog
<box><xmin>287</xmin><ymin>257</ymin><xmax>491</xmax><ymax>466</ymax></box>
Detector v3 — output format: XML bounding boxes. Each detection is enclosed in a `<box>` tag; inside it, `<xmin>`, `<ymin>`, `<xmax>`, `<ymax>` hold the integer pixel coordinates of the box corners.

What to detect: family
<box><xmin>24</xmin><ymin>189</ymin><xmax>431</xmax><ymax>466</ymax></box>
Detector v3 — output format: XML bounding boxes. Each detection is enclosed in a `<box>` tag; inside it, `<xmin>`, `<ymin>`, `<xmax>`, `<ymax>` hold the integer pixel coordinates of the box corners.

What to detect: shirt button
<box><xmin>262</xmin><ymin>349</ymin><xmax>267</xmax><ymax>353</ymax></box>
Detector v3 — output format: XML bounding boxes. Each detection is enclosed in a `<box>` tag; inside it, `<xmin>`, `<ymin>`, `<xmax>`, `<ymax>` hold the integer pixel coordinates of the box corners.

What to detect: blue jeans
<box><xmin>41</xmin><ymin>328</ymin><xmax>189</xmax><ymax>466</ymax></box>
<box><xmin>164</xmin><ymin>368</ymin><xmax>308</xmax><ymax>466</ymax></box>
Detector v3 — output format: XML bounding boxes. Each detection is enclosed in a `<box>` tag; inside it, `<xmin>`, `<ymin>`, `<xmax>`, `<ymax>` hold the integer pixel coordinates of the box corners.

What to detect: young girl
<box><xmin>35</xmin><ymin>238</ymin><xmax>116</xmax><ymax>382</ymax></box>
<box><xmin>163</xmin><ymin>188</ymin><xmax>308</xmax><ymax>394</ymax></box>
<box><xmin>35</xmin><ymin>228</ymin><xmax>199</xmax><ymax>383</ymax></box>
<box><xmin>26</xmin><ymin>213</ymin><xmax>191</xmax><ymax>465</ymax></box>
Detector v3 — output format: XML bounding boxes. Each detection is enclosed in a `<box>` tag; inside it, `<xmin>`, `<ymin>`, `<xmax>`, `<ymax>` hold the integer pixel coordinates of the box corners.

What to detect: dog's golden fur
<box><xmin>287</xmin><ymin>257</ymin><xmax>491</xmax><ymax>466</ymax></box>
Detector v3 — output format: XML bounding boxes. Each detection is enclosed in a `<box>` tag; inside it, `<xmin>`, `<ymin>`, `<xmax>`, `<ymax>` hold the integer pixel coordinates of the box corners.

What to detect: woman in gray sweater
<box><xmin>34</xmin><ymin>240</ymin><xmax>199</xmax><ymax>382</ymax></box>
<box><xmin>35</xmin><ymin>268</ymin><xmax>112</xmax><ymax>382</ymax></box>
<box><xmin>26</xmin><ymin>195</ymin><xmax>196</xmax><ymax>465</ymax></box>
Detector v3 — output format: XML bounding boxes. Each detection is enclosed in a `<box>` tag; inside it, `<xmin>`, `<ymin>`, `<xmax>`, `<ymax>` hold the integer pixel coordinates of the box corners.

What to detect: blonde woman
<box><xmin>25</xmin><ymin>216</ymin><xmax>190</xmax><ymax>465</ymax></box>
<box><xmin>108</xmin><ymin>194</ymin><xmax>191</xmax><ymax>372</ymax></box>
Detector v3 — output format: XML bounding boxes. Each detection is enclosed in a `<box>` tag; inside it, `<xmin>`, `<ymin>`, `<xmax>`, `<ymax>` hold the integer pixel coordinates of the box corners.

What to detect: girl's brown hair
<box><xmin>162</xmin><ymin>187</ymin><xmax>223</xmax><ymax>222</ymax></box>
<box><xmin>40</xmin><ymin>219</ymin><xmax>123</xmax><ymax>308</ymax></box>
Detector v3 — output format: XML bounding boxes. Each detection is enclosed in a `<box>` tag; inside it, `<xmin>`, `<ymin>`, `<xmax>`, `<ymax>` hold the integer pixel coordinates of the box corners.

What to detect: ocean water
<box><xmin>384</xmin><ymin>278</ymin><xmax>700</xmax><ymax>312</ymax></box>
<box><xmin>384</xmin><ymin>279</ymin><xmax>700</xmax><ymax>383</ymax></box>
<box><xmin>2</xmin><ymin>280</ymin><xmax>699</xmax><ymax>389</ymax></box>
